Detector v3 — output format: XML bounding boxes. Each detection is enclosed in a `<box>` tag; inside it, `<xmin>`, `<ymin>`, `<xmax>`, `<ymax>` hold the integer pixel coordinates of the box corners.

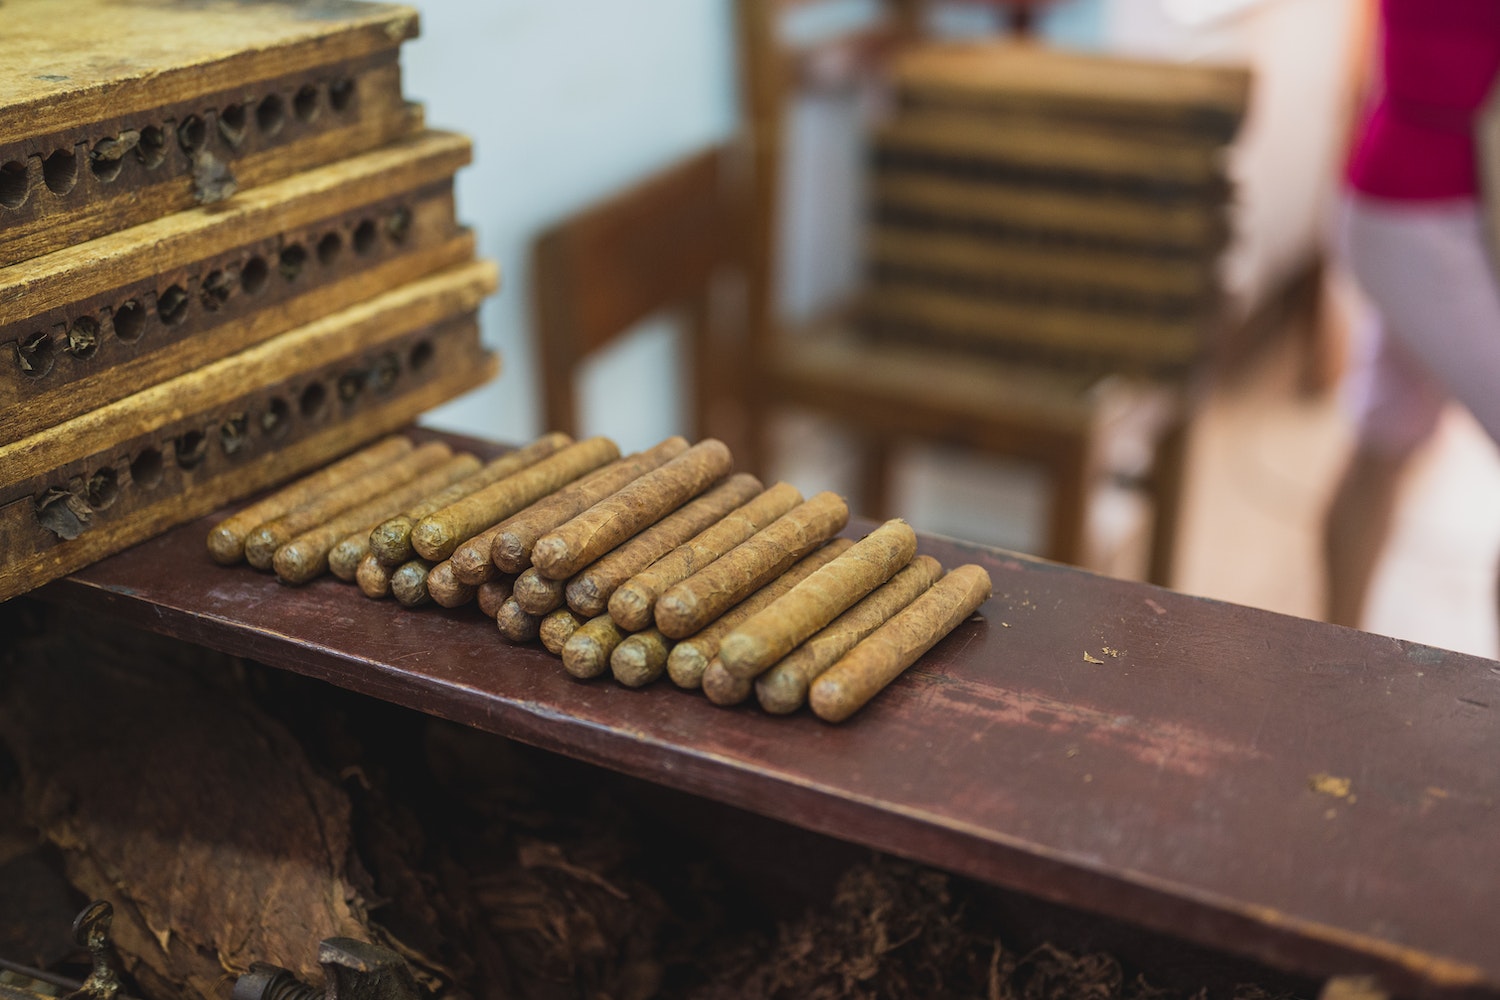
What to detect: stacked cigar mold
<box><xmin>0</xmin><ymin>1</ymin><xmax>496</xmax><ymax>603</ymax></box>
<box><xmin>206</xmin><ymin>433</ymin><xmax>993</xmax><ymax>722</ymax></box>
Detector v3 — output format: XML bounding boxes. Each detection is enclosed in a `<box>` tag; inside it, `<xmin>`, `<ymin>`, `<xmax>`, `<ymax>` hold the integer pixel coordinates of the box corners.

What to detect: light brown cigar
<box><xmin>244</xmin><ymin>440</ymin><xmax>453</xmax><ymax>569</ymax></box>
<box><xmin>611</xmin><ymin>628</ymin><xmax>673</xmax><ymax>688</ymax></box>
<box><xmin>655</xmin><ymin>491</ymin><xmax>849</xmax><ymax>639</ymax></box>
<box><xmin>489</xmin><ymin>438</ymin><xmax>690</xmax><ymax>575</ymax></box>
<box><xmin>811</xmin><ymin>564</ymin><xmax>992</xmax><ymax>723</ymax></box>
<box><xmin>356</xmin><ymin>552</ymin><xmax>393</xmax><ymax>599</ymax></box>
<box><xmin>391</xmin><ymin>559</ymin><xmax>434</xmax><ymax>608</ymax></box>
<box><xmin>561</xmin><ymin>615</ymin><xmax>629</xmax><ymax>679</ymax></box>
<box><xmin>758</xmin><ymin>555</ymin><xmax>942</xmax><ymax>714</ymax></box>
<box><xmin>272</xmin><ymin>454</ymin><xmax>481</xmax><ymax>585</ymax></box>
<box><xmin>539</xmin><ymin>607</ymin><xmax>588</xmax><ymax>655</ymax></box>
<box><xmin>718</xmin><ymin>518</ymin><xmax>917</xmax><ymax>679</ymax></box>
<box><xmin>207</xmin><ymin>435</ymin><xmax>413</xmax><ymax>564</ymax></box>
<box><xmin>329</xmin><ymin>530</ymin><xmax>372</xmax><ymax>582</ymax></box>
<box><xmin>567</xmin><ymin>473</ymin><xmax>763</xmax><ymax>618</ymax></box>
<box><xmin>370</xmin><ymin>432</ymin><xmax>571</xmax><ymax>566</ymax></box>
<box><xmin>411</xmin><ymin>436</ymin><xmax>620</xmax><ymax>563</ymax></box>
<box><xmin>476</xmin><ymin>577</ymin><xmax>516</xmax><ymax>620</ymax></box>
<box><xmin>496</xmin><ymin>597</ymin><xmax>541</xmax><ymax>643</ymax></box>
<box><xmin>609</xmin><ymin>482</ymin><xmax>802</xmax><ymax>631</ymax></box>
<box><xmin>532</xmin><ymin>438</ymin><xmax>734</xmax><ymax>580</ymax></box>
<box><xmin>703</xmin><ymin>659</ymin><xmax>753</xmax><ymax>706</ymax></box>
<box><xmin>513</xmin><ymin>566</ymin><xmax>568</xmax><ymax>615</ymax></box>
<box><xmin>666</xmin><ymin>539</ymin><xmax>851</xmax><ymax>689</ymax></box>
<box><xmin>427</xmin><ymin>560</ymin><xmax>477</xmax><ymax>608</ymax></box>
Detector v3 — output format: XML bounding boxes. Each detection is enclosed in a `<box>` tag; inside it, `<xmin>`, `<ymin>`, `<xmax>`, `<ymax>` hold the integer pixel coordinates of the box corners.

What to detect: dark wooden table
<box><xmin>39</xmin><ymin>433</ymin><xmax>1500</xmax><ymax>999</ymax></box>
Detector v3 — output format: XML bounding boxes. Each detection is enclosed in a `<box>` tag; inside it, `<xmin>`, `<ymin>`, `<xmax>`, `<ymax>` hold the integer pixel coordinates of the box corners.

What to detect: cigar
<box><xmin>488</xmin><ymin>437</ymin><xmax>690</xmax><ymax>575</ymax></box>
<box><xmin>566</xmin><ymin>473</ymin><xmax>763</xmax><ymax>618</ymax></box>
<box><xmin>356</xmin><ymin>552</ymin><xmax>394</xmax><ymax>599</ymax></box>
<box><xmin>610</xmin><ymin>628</ymin><xmax>673</xmax><ymax>688</ymax></box>
<box><xmin>608</xmin><ymin>482</ymin><xmax>802</xmax><ymax>631</ymax></box>
<box><xmin>369</xmin><ymin>432</ymin><xmax>572</xmax><ymax>566</ymax></box>
<box><xmin>272</xmin><ymin>454</ymin><xmax>482</xmax><ymax>585</ymax></box>
<box><xmin>655</xmin><ymin>491</ymin><xmax>849</xmax><ymax>639</ymax></box>
<box><xmin>666</xmin><ymin>539</ymin><xmax>851</xmax><ymax>689</ymax></box>
<box><xmin>717</xmin><ymin>518</ymin><xmax>917</xmax><ymax>679</ymax></box>
<box><xmin>244</xmin><ymin>440</ymin><xmax>453</xmax><ymax>569</ymax></box>
<box><xmin>207</xmin><ymin>435</ymin><xmax>413</xmax><ymax>564</ymax></box>
<box><xmin>328</xmin><ymin>529</ymin><xmax>372</xmax><ymax>582</ymax></box>
<box><xmin>513</xmin><ymin>566</ymin><xmax>568</xmax><ymax>615</ymax></box>
<box><xmin>757</xmin><ymin>555</ymin><xmax>942</xmax><ymax>714</ymax></box>
<box><xmin>810</xmin><ymin>564</ymin><xmax>992</xmax><ymax>723</ymax></box>
<box><xmin>703</xmin><ymin>658</ymin><xmax>753</xmax><ymax>706</ymax></box>
<box><xmin>561</xmin><ymin>614</ymin><xmax>629</xmax><ymax>679</ymax></box>
<box><xmin>427</xmin><ymin>559</ymin><xmax>477</xmax><ymax>608</ymax></box>
<box><xmin>476</xmin><ymin>577</ymin><xmax>516</xmax><ymax>620</ymax></box>
<box><xmin>411</xmin><ymin>436</ymin><xmax>620</xmax><ymax>563</ymax></box>
<box><xmin>496</xmin><ymin>597</ymin><xmax>541</xmax><ymax>643</ymax></box>
<box><xmin>532</xmin><ymin>438</ymin><xmax>733</xmax><ymax>580</ymax></box>
<box><xmin>539</xmin><ymin>607</ymin><xmax>588</xmax><ymax>655</ymax></box>
<box><xmin>390</xmin><ymin>559</ymin><xmax>434</xmax><ymax>608</ymax></box>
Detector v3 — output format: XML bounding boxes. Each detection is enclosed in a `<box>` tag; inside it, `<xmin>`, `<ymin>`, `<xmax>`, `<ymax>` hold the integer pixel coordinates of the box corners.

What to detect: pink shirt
<box><xmin>1347</xmin><ymin>0</ymin><xmax>1500</xmax><ymax>200</ymax></box>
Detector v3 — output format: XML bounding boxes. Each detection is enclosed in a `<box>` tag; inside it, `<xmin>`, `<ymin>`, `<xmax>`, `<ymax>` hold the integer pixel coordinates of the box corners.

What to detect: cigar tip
<box><xmin>206</xmin><ymin>526</ymin><xmax>244</xmax><ymax>565</ymax></box>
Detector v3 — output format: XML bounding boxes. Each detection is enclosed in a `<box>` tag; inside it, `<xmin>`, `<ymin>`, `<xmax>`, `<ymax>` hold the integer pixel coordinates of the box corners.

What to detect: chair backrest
<box><xmin>531</xmin><ymin>147</ymin><xmax>735</xmax><ymax>437</ymax></box>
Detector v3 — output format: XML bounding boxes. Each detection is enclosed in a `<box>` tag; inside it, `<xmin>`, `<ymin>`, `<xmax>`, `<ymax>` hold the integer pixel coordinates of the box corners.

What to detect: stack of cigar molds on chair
<box><xmin>0</xmin><ymin>0</ymin><xmax>498</xmax><ymax>602</ymax></box>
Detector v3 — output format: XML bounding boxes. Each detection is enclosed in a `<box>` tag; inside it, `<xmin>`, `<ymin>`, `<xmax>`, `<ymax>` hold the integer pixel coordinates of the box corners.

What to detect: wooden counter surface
<box><xmin>39</xmin><ymin>432</ymin><xmax>1500</xmax><ymax>999</ymax></box>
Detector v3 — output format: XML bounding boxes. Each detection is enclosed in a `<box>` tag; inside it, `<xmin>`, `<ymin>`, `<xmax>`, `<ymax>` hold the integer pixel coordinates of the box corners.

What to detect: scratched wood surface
<box><xmin>42</xmin><ymin>430</ymin><xmax>1500</xmax><ymax>1000</ymax></box>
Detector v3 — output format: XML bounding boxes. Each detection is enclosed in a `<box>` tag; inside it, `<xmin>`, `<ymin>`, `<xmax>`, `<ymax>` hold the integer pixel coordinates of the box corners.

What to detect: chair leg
<box><xmin>1146</xmin><ymin>417</ymin><xmax>1191</xmax><ymax>588</ymax></box>
<box><xmin>853</xmin><ymin>433</ymin><xmax>894</xmax><ymax>521</ymax></box>
<box><xmin>1044</xmin><ymin>442</ymin><xmax>1091</xmax><ymax>567</ymax></box>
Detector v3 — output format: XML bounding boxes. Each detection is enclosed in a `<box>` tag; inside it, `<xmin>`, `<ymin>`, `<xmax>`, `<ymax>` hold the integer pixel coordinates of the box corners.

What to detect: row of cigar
<box><xmin>205</xmin><ymin>432</ymin><xmax>992</xmax><ymax>722</ymax></box>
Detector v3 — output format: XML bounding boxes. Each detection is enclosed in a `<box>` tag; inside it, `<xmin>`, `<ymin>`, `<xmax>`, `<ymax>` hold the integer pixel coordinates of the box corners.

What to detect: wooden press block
<box><xmin>0</xmin><ymin>0</ymin><xmax>422</xmax><ymax>267</ymax></box>
<box><xmin>1</xmin><ymin>130</ymin><xmax>475</xmax><ymax>441</ymax></box>
<box><xmin>0</xmin><ymin>260</ymin><xmax>498</xmax><ymax>603</ymax></box>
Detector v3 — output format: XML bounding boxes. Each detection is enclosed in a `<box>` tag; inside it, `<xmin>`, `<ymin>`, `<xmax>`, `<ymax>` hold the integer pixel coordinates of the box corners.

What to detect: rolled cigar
<box><xmin>703</xmin><ymin>659</ymin><xmax>753</xmax><ymax>706</ymax></box>
<box><xmin>496</xmin><ymin>597</ymin><xmax>541</xmax><ymax>643</ymax></box>
<box><xmin>566</xmin><ymin>473</ymin><xmax>763</xmax><ymax>618</ymax></box>
<box><xmin>513</xmin><ymin>566</ymin><xmax>568</xmax><ymax>615</ymax></box>
<box><xmin>655</xmin><ymin>491</ymin><xmax>849</xmax><ymax>639</ymax></box>
<box><xmin>427</xmin><ymin>560</ymin><xmax>477</xmax><ymax>608</ymax></box>
<box><xmin>717</xmin><ymin>518</ymin><xmax>917</xmax><ymax>679</ymax></box>
<box><xmin>610</xmin><ymin>628</ymin><xmax>673</xmax><ymax>688</ymax></box>
<box><xmin>561</xmin><ymin>615</ymin><xmax>629</xmax><ymax>679</ymax></box>
<box><xmin>328</xmin><ymin>530</ymin><xmax>372</xmax><ymax>582</ymax></box>
<box><xmin>356</xmin><ymin>552</ymin><xmax>394</xmax><ymax>599</ymax></box>
<box><xmin>539</xmin><ymin>607</ymin><xmax>588</xmax><ymax>655</ymax></box>
<box><xmin>245</xmin><ymin>440</ymin><xmax>452</xmax><ymax>569</ymax></box>
<box><xmin>810</xmin><ymin>564</ymin><xmax>992</xmax><ymax>723</ymax></box>
<box><xmin>369</xmin><ymin>432</ymin><xmax>572</xmax><ymax>566</ymax></box>
<box><xmin>207</xmin><ymin>435</ymin><xmax>412</xmax><ymax>564</ymax></box>
<box><xmin>532</xmin><ymin>438</ymin><xmax>733</xmax><ymax>580</ymax></box>
<box><xmin>390</xmin><ymin>559</ymin><xmax>434</xmax><ymax>608</ymax></box>
<box><xmin>411</xmin><ymin>436</ymin><xmax>620</xmax><ymax>563</ymax></box>
<box><xmin>666</xmin><ymin>539</ymin><xmax>851</xmax><ymax>689</ymax></box>
<box><xmin>272</xmin><ymin>454</ymin><xmax>482</xmax><ymax>585</ymax></box>
<box><xmin>609</xmin><ymin>482</ymin><xmax>802</xmax><ymax>631</ymax></box>
<box><xmin>489</xmin><ymin>437</ymin><xmax>690</xmax><ymax>575</ymax></box>
<box><xmin>757</xmin><ymin>555</ymin><xmax>942</xmax><ymax>714</ymax></box>
<box><xmin>476</xmin><ymin>577</ymin><xmax>516</xmax><ymax>620</ymax></box>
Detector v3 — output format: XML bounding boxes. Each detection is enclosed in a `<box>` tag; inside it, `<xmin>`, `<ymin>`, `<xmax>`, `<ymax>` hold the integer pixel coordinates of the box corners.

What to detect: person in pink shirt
<box><xmin>1324</xmin><ymin>0</ymin><xmax>1500</xmax><ymax>628</ymax></box>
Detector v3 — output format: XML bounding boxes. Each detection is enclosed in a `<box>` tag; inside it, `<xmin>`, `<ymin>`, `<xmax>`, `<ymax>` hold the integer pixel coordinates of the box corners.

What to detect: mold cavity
<box><xmin>316</xmin><ymin>231</ymin><xmax>343</xmax><ymax>266</ymax></box>
<box><xmin>0</xmin><ymin>160</ymin><xmax>28</xmax><ymax>208</ymax></box>
<box><xmin>408</xmin><ymin>340</ymin><xmax>434</xmax><ymax>372</ymax></box>
<box><xmin>220</xmin><ymin>413</ymin><xmax>249</xmax><ymax>456</ymax></box>
<box><xmin>384</xmin><ymin>207</ymin><xmax>412</xmax><ymax>244</ymax></box>
<box><xmin>66</xmin><ymin>316</ymin><xmax>100</xmax><ymax>358</ymax></box>
<box><xmin>293</xmin><ymin>84</ymin><xmax>320</xmax><ymax>122</ymax></box>
<box><xmin>130</xmin><ymin>447</ymin><xmax>164</xmax><ymax>489</ymax></box>
<box><xmin>260</xmin><ymin>397</ymin><xmax>291</xmax><ymax>439</ymax></box>
<box><xmin>218</xmin><ymin>103</ymin><xmax>247</xmax><ymax>145</ymax></box>
<box><xmin>136</xmin><ymin>125</ymin><xmax>167</xmax><ymax>169</ymax></box>
<box><xmin>370</xmin><ymin>352</ymin><xmax>400</xmax><ymax>393</ymax></box>
<box><xmin>174</xmin><ymin>429</ymin><xmax>208</xmax><ymax>469</ymax></box>
<box><xmin>256</xmin><ymin>94</ymin><xmax>286</xmax><ymax>136</ymax></box>
<box><xmin>113</xmin><ymin>299</ymin><xmax>146</xmax><ymax>342</ymax></box>
<box><xmin>278</xmin><ymin>243</ymin><xmax>307</xmax><ymax>281</ymax></box>
<box><xmin>177</xmin><ymin>114</ymin><xmax>207</xmax><ymax>154</ymax></box>
<box><xmin>42</xmin><ymin>148</ymin><xmax>77</xmax><ymax>195</ymax></box>
<box><xmin>157</xmin><ymin>284</ymin><xmax>189</xmax><ymax>326</ymax></box>
<box><xmin>329</xmin><ymin>77</ymin><xmax>356</xmax><ymax>112</ymax></box>
<box><xmin>15</xmin><ymin>331</ymin><xmax>54</xmax><ymax>378</ymax></box>
<box><xmin>299</xmin><ymin>380</ymin><xmax>329</xmax><ymax>420</ymax></box>
<box><xmin>241</xmin><ymin>255</ymin><xmax>269</xmax><ymax>294</ymax></box>
<box><xmin>337</xmin><ymin>369</ymin><xmax>364</xmax><ymax>403</ymax></box>
<box><xmin>85</xmin><ymin>467</ymin><xmax>119</xmax><ymax>510</ymax></box>
<box><xmin>352</xmin><ymin>218</ymin><xmax>377</xmax><ymax>255</ymax></box>
<box><xmin>89</xmin><ymin>137</ymin><xmax>126</xmax><ymax>183</ymax></box>
<box><xmin>200</xmin><ymin>269</ymin><xmax>232</xmax><ymax>311</ymax></box>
